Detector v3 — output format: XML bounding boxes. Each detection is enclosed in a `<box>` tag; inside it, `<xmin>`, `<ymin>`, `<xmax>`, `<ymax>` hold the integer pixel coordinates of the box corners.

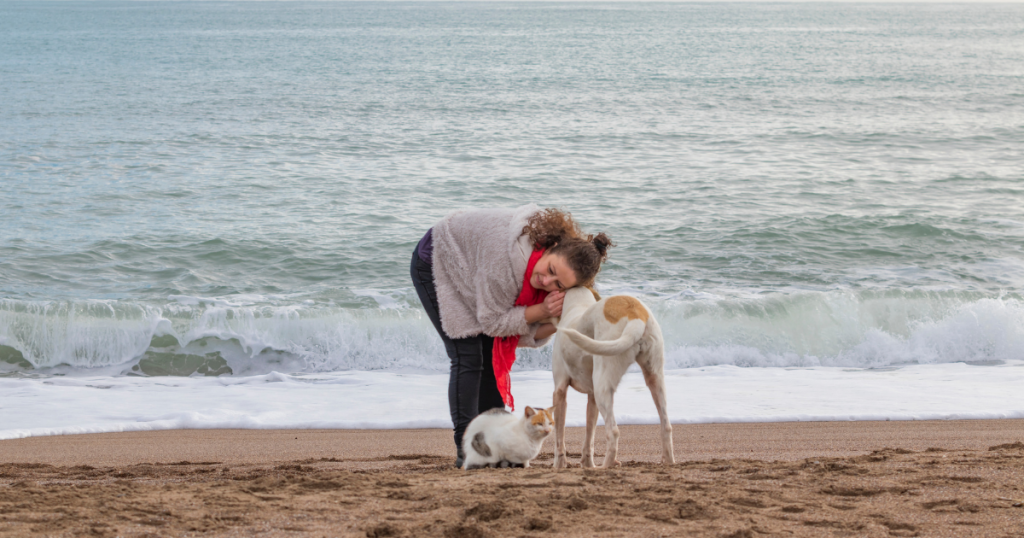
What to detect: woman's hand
<box><xmin>525</xmin><ymin>290</ymin><xmax>565</xmax><ymax>323</ymax></box>
<box><xmin>535</xmin><ymin>323</ymin><xmax>557</xmax><ymax>341</ymax></box>
<box><xmin>542</xmin><ymin>290</ymin><xmax>565</xmax><ymax>317</ymax></box>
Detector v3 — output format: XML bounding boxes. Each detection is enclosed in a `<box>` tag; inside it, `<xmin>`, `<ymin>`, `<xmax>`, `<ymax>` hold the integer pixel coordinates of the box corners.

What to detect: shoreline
<box><xmin>5</xmin><ymin>362</ymin><xmax>1024</xmax><ymax>443</ymax></box>
<box><xmin>3</xmin><ymin>419</ymin><xmax>1022</xmax><ymax>467</ymax></box>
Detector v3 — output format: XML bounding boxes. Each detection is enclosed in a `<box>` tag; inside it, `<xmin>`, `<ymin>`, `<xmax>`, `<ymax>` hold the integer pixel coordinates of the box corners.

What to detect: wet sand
<box><xmin>2</xmin><ymin>420</ymin><xmax>1023</xmax><ymax>537</ymax></box>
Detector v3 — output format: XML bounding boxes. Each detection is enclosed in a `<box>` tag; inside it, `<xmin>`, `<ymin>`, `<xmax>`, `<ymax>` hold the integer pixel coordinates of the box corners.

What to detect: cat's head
<box><xmin>523</xmin><ymin>406</ymin><xmax>554</xmax><ymax>438</ymax></box>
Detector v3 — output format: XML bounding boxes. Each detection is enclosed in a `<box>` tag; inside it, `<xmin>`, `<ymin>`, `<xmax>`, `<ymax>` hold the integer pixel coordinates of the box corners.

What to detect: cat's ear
<box><xmin>524</xmin><ymin>406</ymin><xmax>537</xmax><ymax>417</ymax></box>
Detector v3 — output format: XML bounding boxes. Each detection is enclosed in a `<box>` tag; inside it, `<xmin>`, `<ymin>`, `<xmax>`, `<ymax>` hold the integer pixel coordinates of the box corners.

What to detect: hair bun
<box><xmin>591</xmin><ymin>233</ymin><xmax>613</xmax><ymax>260</ymax></box>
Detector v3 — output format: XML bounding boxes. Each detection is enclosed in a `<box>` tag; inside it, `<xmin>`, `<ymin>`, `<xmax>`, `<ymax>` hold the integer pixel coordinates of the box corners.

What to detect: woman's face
<box><xmin>530</xmin><ymin>252</ymin><xmax>578</xmax><ymax>292</ymax></box>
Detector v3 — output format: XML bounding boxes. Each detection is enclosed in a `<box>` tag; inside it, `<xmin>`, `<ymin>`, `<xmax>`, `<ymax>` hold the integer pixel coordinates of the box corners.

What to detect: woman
<box><xmin>410</xmin><ymin>204</ymin><xmax>612</xmax><ymax>467</ymax></box>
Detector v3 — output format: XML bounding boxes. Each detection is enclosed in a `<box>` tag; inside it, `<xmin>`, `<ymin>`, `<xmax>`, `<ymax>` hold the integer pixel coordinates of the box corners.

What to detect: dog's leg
<box><xmin>593</xmin><ymin>357</ymin><xmax>632</xmax><ymax>469</ymax></box>
<box><xmin>552</xmin><ymin>381</ymin><xmax>570</xmax><ymax>469</ymax></box>
<box><xmin>581</xmin><ymin>392</ymin><xmax>598</xmax><ymax>468</ymax></box>
<box><xmin>640</xmin><ymin>360</ymin><xmax>675</xmax><ymax>465</ymax></box>
<box><xmin>594</xmin><ymin>385</ymin><xmax>620</xmax><ymax>468</ymax></box>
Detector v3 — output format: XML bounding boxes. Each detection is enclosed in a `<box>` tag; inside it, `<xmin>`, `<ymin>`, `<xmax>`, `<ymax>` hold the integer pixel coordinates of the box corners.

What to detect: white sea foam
<box><xmin>2</xmin><ymin>361</ymin><xmax>1022</xmax><ymax>440</ymax></box>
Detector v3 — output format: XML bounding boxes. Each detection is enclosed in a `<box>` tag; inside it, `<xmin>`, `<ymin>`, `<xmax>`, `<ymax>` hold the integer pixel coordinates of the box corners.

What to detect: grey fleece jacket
<box><xmin>431</xmin><ymin>204</ymin><xmax>552</xmax><ymax>348</ymax></box>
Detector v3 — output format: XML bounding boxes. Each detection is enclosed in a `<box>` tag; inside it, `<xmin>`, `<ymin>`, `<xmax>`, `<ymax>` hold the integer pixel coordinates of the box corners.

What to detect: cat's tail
<box><xmin>560</xmin><ymin>319</ymin><xmax>646</xmax><ymax>356</ymax></box>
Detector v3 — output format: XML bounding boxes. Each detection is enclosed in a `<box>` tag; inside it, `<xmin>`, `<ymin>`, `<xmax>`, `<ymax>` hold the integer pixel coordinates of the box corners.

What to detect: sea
<box><xmin>2</xmin><ymin>1</ymin><xmax>1023</xmax><ymax>440</ymax></box>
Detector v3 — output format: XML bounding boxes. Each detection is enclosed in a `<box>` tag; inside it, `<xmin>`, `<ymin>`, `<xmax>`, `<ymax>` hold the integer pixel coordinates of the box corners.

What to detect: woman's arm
<box><xmin>535</xmin><ymin>323</ymin><xmax>557</xmax><ymax>340</ymax></box>
<box><xmin>518</xmin><ymin>321</ymin><xmax>556</xmax><ymax>348</ymax></box>
<box><xmin>522</xmin><ymin>292</ymin><xmax>562</xmax><ymax>344</ymax></box>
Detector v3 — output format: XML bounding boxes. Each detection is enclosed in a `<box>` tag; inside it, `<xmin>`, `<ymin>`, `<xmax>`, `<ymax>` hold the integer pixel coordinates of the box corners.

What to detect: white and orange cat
<box><xmin>461</xmin><ymin>406</ymin><xmax>554</xmax><ymax>470</ymax></box>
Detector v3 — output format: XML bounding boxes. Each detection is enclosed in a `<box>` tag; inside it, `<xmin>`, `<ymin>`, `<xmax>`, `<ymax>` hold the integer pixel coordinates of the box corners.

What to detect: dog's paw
<box><xmin>601</xmin><ymin>459</ymin><xmax>621</xmax><ymax>469</ymax></box>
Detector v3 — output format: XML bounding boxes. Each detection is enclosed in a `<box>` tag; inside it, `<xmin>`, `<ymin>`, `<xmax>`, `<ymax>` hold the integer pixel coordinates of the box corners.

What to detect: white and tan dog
<box><xmin>550</xmin><ymin>286</ymin><xmax>674</xmax><ymax>469</ymax></box>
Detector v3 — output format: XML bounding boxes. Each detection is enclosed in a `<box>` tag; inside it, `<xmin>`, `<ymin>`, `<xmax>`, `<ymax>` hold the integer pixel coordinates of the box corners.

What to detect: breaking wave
<box><xmin>3</xmin><ymin>289</ymin><xmax>1023</xmax><ymax>377</ymax></box>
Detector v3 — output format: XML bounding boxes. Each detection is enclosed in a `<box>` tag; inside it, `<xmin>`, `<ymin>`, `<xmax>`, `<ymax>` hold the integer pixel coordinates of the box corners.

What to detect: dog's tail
<box><xmin>559</xmin><ymin>319</ymin><xmax>646</xmax><ymax>356</ymax></box>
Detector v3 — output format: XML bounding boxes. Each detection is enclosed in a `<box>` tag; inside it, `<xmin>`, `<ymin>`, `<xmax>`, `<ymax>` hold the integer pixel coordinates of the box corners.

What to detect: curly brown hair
<box><xmin>523</xmin><ymin>208</ymin><xmax>614</xmax><ymax>287</ymax></box>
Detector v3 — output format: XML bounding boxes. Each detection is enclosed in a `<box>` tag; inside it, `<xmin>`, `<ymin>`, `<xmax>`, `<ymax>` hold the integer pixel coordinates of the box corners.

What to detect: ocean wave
<box><xmin>2</xmin><ymin>289</ymin><xmax>1023</xmax><ymax>376</ymax></box>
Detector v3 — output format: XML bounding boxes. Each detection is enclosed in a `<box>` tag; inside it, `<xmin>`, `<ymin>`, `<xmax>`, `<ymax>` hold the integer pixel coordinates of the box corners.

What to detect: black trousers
<box><xmin>410</xmin><ymin>248</ymin><xmax>504</xmax><ymax>455</ymax></box>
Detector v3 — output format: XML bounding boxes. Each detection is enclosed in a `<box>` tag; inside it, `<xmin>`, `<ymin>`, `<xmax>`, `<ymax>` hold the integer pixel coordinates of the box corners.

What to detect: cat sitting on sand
<box><xmin>462</xmin><ymin>406</ymin><xmax>554</xmax><ymax>470</ymax></box>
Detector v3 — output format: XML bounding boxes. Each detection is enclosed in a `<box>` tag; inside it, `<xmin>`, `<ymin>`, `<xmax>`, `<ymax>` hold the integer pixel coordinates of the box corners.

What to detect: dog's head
<box><xmin>553</xmin><ymin>286</ymin><xmax>600</xmax><ymax>327</ymax></box>
<box><xmin>566</xmin><ymin>285</ymin><xmax>600</xmax><ymax>304</ymax></box>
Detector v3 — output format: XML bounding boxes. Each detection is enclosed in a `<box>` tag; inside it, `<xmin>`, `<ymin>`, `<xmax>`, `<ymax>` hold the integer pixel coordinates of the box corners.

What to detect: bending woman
<box><xmin>410</xmin><ymin>205</ymin><xmax>612</xmax><ymax>467</ymax></box>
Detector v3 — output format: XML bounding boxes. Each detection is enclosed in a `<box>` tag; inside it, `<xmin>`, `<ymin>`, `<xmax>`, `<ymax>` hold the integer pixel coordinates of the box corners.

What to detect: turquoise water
<box><xmin>2</xmin><ymin>2</ymin><xmax>1023</xmax><ymax>375</ymax></box>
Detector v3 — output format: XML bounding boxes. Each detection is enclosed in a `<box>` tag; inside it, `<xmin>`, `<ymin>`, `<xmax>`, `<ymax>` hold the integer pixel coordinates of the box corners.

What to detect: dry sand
<box><xmin>1</xmin><ymin>420</ymin><xmax>1023</xmax><ymax>537</ymax></box>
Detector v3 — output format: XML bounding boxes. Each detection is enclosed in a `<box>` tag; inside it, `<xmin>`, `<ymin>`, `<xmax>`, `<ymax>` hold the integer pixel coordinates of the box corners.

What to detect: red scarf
<box><xmin>492</xmin><ymin>248</ymin><xmax>548</xmax><ymax>411</ymax></box>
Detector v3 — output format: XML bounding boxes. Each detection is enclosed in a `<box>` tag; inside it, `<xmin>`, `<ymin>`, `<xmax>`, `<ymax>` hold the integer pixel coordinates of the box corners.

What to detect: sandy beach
<box><xmin>2</xmin><ymin>420</ymin><xmax>1023</xmax><ymax>537</ymax></box>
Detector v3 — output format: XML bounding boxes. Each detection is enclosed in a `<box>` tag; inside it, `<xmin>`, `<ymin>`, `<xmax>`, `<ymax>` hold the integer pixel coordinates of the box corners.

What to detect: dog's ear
<box><xmin>524</xmin><ymin>406</ymin><xmax>537</xmax><ymax>417</ymax></box>
<box><xmin>587</xmin><ymin>286</ymin><xmax>601</xmax><ymax>301</ymax></box>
